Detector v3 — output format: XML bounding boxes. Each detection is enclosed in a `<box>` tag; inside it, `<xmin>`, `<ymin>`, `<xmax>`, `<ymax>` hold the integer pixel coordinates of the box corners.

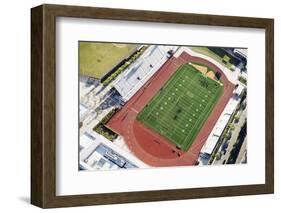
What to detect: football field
<box><xmin>137</xmin><ymin>63</ymin><xmax>224</xmax><ymax>151</ymax></box>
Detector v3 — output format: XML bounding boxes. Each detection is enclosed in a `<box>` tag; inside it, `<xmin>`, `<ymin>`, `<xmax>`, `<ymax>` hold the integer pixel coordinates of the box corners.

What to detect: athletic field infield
<box><xmin>137</xmin><ymin>63</ymin><xmax>224</xmax><ymax>151</ymax></box>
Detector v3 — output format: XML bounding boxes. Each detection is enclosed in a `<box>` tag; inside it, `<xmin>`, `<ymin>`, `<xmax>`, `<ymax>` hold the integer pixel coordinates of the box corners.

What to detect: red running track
<box><xmin>107</xmin><ymin>51</ymin><xmax>235</xmax><ymax>167</ymax></box>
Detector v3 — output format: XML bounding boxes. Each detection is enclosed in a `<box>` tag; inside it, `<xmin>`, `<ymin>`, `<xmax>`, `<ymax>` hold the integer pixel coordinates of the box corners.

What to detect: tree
<box><xmin>228</xmin><ymin>123</ymin><xmax>235</xmax><ymax>131</ymax></box>
<box><xmin>234</xmin><ymin>115</ymin><xmax>240</xmax><ymax>123</ymax></box>
<box><xmin>222</xmin><ymin>131</ymin><xmax>231</xmax><ymax>140</ymax></box>
<box><xmin>216</xmin><ymin>152</ymin><xmax>221</xmax><ymax>160</ymax></box>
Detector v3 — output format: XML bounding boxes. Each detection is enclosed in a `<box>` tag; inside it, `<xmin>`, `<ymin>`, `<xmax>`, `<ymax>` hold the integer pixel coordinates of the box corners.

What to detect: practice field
<box><xmin>79</xmin><ymin>42</ymin><xmax>137</xmax><ymax>78</ymax></box>
<box><xmin>137</xmin><ymin>63</ymin><xmax>224</xmax><ymax>151</ymax></box>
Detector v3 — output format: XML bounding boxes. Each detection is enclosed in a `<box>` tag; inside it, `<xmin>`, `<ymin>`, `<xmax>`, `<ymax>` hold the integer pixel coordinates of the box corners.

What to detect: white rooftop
<box><xmin>79</xmin><ymin>132</ymin><xmax>149</xmax><ymax>170</ymax></box>
<box><xmin>200</xmin><ymin>96</ymin><xmax>240</xmax><ymax>156</ymax></box>
<box><xmin>234</xmin><ymin>48</ymin><xmax>247</xmax><ymax>58</ymax></box>
<box><xmin>225</xmin><ymin>100</ymin><xmax>239</xmax><ymax>115</ymax></box>
<box><xmin>202</xmin><ymin>135</ymin><xmax>220</xmax><ymax>155</ymax></box>
<box><xmin>113</xmin><ymin>45</ymin><xmax>178</xmax><ymax>102</ymax></box>
<box><xmin>79</xmin><ymin>104</ymin><xmax>88</xmax><ymax>120</ymax></box>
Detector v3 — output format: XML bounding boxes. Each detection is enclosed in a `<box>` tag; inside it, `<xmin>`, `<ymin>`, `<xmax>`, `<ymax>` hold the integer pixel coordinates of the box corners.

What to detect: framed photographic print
<box><xmin>31</xmin><ymin>4</ymin><xmax>274</xmax><ymax>208</ymax></box>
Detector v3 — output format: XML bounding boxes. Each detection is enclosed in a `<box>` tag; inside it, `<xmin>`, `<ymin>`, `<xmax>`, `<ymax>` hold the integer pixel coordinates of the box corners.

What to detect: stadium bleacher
<box><xmin>113</xmin><ymin>45</ymin><xmax>178</xmax><ymax>102</ymax></box>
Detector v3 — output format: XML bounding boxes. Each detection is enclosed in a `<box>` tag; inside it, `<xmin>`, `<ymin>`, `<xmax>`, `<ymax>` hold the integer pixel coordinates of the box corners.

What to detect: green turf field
<box><xmin>191</xmin><ymin>47</ymin><xmax>233</xmax><ymax>70</ymax></box>
<box><xmin>79</xmin><ymin>42</ymin><xmax>137</xmax><ymax>78</ymax></box>
<box><xmin>137</xmin><ymin>63</ymin><xmax>224</xmax><ymax>151</ymax></box>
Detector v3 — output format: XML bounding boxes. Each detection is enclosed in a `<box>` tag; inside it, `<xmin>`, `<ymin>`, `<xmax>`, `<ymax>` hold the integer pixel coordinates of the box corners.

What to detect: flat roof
<box><xmin>113</xmin><ymin>45</ymin><xmax>178</xmax><ymax>102</ymax></box>
<box><xmin>200</xmin><ymin>97</ymin><xmax>240</xmax><ymax>155</ymax></box>
<box><xmin>79</xmin><ymin>104</ymin><xmax>88</xmax><ymax>119</ymax></box>
<box><xmin>80</xmin><ymin>132</ymin><xmax>149</xmax><ymax>170</ymax></box>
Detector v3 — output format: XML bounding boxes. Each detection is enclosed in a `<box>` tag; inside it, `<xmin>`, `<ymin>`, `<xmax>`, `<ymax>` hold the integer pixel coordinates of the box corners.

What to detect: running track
<box><xmin>107</xmin><ymin>51</ymin><xmax>235</xmax><ymax>167</ymax></box>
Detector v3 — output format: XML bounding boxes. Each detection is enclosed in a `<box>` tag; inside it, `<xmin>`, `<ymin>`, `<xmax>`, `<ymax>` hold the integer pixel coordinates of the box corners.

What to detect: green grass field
<box><xmin>137</xmin><ymin>63</ymin><xmax>224</xmax><ymax>151</ymax></box>
<box><xmin>79</xmin><ymin>42</ymin><xmax>137</xmax><ymax>78</ymax></box>
<box><xmin>191</xmin><ymin>47</ymin><xmax>233</xmax><ymax>70</ymax></box>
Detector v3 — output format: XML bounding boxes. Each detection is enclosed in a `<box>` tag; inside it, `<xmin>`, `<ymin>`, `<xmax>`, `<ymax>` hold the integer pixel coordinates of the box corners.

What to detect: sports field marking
<box><xmin>137</xmin><ymin>63</ymin><xmax>223</xmax><ymax>151</ymax></box>
<box><xmin>143</xmin><ymin>68</ymin><xmax>188</xmax><ymax>120</ymax></box>
<box><xmin>180</xmin><ymin>85</ymin><xmax>222</xmax><ymax>147</ymax></box>
<box><xmin>131</xmin><ymin>108</ymin><xmax>139</xmax><ymax>114</ymax></box>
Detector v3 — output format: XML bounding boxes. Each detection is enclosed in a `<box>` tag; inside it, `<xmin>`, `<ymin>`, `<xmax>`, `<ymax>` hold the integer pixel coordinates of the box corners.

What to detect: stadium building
<box><xmin>113</xmin><ymin>45</ymin><xmax>178</xmax><ymax>102</ymax></box>
<box><xmin>79</xmin><ymin>131</ymin><xmax>148</xmax><ymax>170</ymax></box>
<box><xmin>198</xmin><ymin>83</ymin><xmax>246</xmax><ymax>165</ymax></box>
<box><xmin>208</xmin><ymin>47</ymin><xmax>247</xmax><ymax>70</ymax></box>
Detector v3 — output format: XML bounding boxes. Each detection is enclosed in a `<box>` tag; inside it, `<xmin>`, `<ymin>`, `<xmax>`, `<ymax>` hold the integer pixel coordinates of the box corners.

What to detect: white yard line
<box><xmin>181</xmin><ymin>79</ymin><xmax>222</xmax><ymax>146</ymax></box>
